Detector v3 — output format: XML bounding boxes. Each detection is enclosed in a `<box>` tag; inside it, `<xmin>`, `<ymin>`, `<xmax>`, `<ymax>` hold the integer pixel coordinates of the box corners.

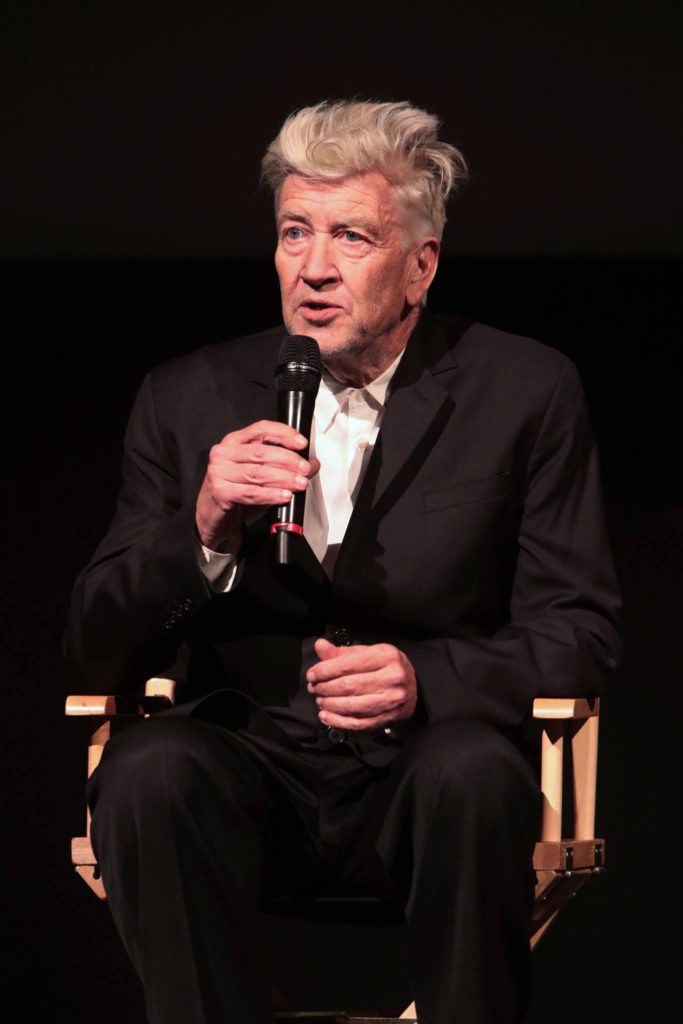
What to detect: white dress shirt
<box><xmin>198</xmin><ymin>348</ymin><xmax>404</xmax><ymax>591</ymax></box>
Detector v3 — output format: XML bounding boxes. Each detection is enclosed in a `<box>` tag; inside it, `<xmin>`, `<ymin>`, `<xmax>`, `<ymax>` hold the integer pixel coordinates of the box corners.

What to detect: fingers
<box><xmin>209</xmin><ymin>444</ymin><xmax>310</xmax><ymax>500</ymax></box>
<box><xmin>308</xmin><ymin>643</ymin><xmax>397</xmax><ymax>683</ymax></box>
<box><xmin>309</xmin><ymin>666</ymin><xmax>395</xmax><ymax>696</ymax></box>
<box><xmin>218</xmin><ymin>422</ymin><xmax>316</xmax><ymax>490</ymax></box>
<box><xmin>229</xmin><ymin>420</ymin><xmax>309</xmax><ymax>449</ymax></box>
<box><xmin>223</xmin><ymin>427</ymin><xmax>318</xmax><ymax>477</ymax></box>
<box><xmin>316</xmin><ymin>708</ymin><xmax>404</xmax><ymax>731</ymax></box>
<box><xmin>316</xmin><ymin>686</ymin><xmax>407</xmax><ymax>717</ymax></box>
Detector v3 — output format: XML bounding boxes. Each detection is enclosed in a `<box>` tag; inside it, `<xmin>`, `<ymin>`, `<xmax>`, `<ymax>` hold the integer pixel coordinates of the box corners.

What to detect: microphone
<box><xmin>270</xmin><ymin>335</ymin><xmax>322</xmax><ymax>548</ymax></box>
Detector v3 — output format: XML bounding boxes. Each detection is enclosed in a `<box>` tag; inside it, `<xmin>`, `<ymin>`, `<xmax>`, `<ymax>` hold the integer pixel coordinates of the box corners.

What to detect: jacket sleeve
<box><xmin>64</xmin><ymin>372</ymin><xmax>214</xmax><ymax>693</ymax></box>
<box><xmin>400</xmin><ymin>359</ymin><xmax>622</xmax><ymax>729</ymax></box>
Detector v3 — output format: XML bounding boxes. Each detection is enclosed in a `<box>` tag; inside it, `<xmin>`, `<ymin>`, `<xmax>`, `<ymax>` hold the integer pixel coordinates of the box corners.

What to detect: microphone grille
<box><xmin>276</xmin><ymin>335</ymin><xmax>322</xmax><ymax>394</ymax></box>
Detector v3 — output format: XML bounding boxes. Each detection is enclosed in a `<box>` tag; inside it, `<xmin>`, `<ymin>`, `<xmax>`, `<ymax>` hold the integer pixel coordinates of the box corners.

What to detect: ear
<box><xmin>406</xmin><ymin>238</ymin><xmax>440</xmax><ymax>306</ymax></box>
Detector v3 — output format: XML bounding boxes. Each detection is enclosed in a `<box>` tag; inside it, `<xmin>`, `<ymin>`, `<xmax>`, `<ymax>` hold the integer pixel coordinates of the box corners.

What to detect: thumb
<box><xmin>314</xmin><ymin>637</ymin><xmax>339</xmax><ymax>660</ymax></box>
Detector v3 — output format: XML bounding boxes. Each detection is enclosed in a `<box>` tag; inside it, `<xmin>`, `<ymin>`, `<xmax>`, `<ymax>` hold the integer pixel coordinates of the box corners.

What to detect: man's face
<box><xmin>275</xmin><ymin>172</ymin><xmax>435</xmax><ymax>371</ymax></box>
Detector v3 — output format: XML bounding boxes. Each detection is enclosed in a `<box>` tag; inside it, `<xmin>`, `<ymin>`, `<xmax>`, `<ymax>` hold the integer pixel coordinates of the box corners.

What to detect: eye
<box><xmin>284</xmin><ymin>226</ymin><xmax>304</xmax><ymax>241</ymax></box>
<box><xmin>342</xmin><ymin>230</ymin><xmax>363</xmax><ymax>243</ymax></box>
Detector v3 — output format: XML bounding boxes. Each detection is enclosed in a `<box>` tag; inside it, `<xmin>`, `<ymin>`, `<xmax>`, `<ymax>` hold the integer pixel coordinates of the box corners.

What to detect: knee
<box><xmin>400</xmin><ymin>719</ymin><xmax>539</xmax><ymax>821</ymax></box>
<box><xmin>87</xmin><ymin>715</ymin><xmax>229</xmax><ymax>814</ymax></box>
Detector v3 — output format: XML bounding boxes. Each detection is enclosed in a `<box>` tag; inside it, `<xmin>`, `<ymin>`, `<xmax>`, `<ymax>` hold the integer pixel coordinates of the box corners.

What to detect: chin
<box><xmin>286</xmin><ymin>318</ymin><xmax>337</xmax><ymax>351</ymax></box>
<box><xmin>284</xmin><ymin>313</ymin><xmax>372</xmax><ymax>360</ymax></box>
<box><xmin>317</xmin><ymin>336</ymin><xmax>368</xmax><ymax>361</ymax></box>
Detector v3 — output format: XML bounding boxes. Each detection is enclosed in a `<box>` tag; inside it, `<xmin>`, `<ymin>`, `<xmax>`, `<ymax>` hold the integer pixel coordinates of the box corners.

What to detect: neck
<box><xmin>323</xmin><ymin>306</ymin><xmax>420</xmax><ymax>387</ymax></box>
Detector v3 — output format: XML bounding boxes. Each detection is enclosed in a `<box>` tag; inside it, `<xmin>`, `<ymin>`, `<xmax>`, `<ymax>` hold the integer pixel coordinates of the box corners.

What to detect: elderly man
<box><xmin>66</xmin><ymin>101</ymin><xmax>620</xmax><ymax>1024</ymax></box>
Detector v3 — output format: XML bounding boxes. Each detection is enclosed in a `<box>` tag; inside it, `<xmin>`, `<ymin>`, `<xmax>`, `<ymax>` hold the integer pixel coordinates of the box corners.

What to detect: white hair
<box><xmin>261</xmin><ymin>100</ymin><xmax>469</xmax><ymax>242</ymax></box>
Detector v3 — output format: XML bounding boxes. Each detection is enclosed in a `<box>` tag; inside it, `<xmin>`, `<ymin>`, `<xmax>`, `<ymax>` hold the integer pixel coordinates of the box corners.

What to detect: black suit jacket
<box><xmin>65</xmin><ymin>311</ymin><xmax>621</xmax><ymax>738</ymax></box>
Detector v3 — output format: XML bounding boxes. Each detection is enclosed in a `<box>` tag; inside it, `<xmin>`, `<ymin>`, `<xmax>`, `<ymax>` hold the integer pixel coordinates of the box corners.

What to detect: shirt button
<box><xmin>357</xmin><ymin>438</ymin><xmax>369</xmax><ymax>450</ymax></box>
<box><xmin>327</xmin><ymin>727</ymin><xmax>347</xmax><ymax>744</ymax></box>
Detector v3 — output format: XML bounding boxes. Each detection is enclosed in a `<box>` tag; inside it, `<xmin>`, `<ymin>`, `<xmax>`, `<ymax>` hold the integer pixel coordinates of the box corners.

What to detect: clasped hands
<box><xmin>195</xmin><ymin>419</ymin><xmax>418</xmax><ymax>731</ymax></box>
<box><xmin>306</xmin><ymin>638</ymin><xmax>417</xmax><ymax>732</ymax></box>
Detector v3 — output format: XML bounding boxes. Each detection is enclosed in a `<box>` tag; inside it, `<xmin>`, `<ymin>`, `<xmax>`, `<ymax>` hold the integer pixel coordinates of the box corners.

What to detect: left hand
<box><xmin>306</xmin><ymin>638</ymin><xmax>417</xmax><ymax>731</ymax></box>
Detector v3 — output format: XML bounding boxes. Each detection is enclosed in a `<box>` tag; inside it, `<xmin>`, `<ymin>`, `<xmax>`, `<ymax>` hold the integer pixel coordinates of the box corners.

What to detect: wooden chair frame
<box><xmin>66</xmin><ymin>681</ymin><xmax>604</xmax><ymax>1021</ymax></box>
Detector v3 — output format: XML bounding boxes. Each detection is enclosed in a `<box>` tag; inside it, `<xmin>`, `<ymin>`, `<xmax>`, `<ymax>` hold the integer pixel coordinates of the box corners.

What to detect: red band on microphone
<box><xmin>270</xmin><ymin>523</ymin><xmax>304</xmax><ymax>536</ymax></box>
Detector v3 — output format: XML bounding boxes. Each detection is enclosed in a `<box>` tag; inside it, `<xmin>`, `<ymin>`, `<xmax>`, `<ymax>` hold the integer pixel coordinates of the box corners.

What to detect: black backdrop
<box><xmin>3</xmin><ymin>2</ymin><xmax>682</xmax><ymax>1022</ymax></box>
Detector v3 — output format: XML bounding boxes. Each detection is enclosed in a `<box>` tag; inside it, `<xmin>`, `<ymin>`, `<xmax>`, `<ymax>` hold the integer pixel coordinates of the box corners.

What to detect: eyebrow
<box><xmin>277</xmin><ymin>210</ymin><xmax>381</xmax><ymax>238</ymax></box>
<box><xmin>277</xmin><ymin>211</ymin><xmax>310</xmax><ymax>227</ymax></box>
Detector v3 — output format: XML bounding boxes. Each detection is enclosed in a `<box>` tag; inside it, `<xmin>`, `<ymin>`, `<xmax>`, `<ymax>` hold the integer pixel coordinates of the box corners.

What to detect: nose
<box><xmin>301</xmin><ymin>233</ymin><xmax>339</xmax><ymax>288</ymax></box>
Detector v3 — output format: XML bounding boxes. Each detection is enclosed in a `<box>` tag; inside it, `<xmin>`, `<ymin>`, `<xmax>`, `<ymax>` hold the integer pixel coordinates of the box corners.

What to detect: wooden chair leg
<box><xmin>571</xmin><ymin>712</ymin><xmax>599</xmax><ymax>840</ymax></box>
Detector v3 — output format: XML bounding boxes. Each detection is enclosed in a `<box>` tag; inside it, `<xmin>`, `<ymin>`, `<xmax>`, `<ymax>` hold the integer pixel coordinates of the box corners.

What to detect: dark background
<box><xmin>3</xmin><ymin>2</ymin><xmax>682</xmax><ymax>1021</ymax></box>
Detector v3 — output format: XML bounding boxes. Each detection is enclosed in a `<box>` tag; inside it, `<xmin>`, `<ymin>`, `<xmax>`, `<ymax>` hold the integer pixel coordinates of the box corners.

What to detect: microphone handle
<box><xmin>271</xmin><ymin>390</ymin><xmax>315</xmax><ymax>532</ymax></box>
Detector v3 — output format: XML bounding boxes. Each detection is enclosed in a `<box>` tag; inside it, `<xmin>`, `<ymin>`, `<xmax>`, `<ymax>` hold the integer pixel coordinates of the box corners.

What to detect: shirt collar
<box><xmin>316</xmin><ymin>348</ymin><xmax>406</xmax><ymax>433</ymax></box>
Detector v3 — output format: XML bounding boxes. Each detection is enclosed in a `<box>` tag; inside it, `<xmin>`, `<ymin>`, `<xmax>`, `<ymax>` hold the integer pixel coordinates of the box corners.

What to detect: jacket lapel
<box><xmin>334</xmin><ymin>312</ymin><xmax>467</xmax><ymax>567</ymax></box>
<box><xmin>215</xmin><ymin>331</ymin><xmax>282</xmax><ymax>425</ymax></box>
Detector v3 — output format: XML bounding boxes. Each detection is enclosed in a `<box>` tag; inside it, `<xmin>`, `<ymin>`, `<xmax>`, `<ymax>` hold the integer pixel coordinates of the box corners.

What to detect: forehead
<box><xmin>277</xmin><ymin>171</ymin><xmax>399</xmax><ymax>227</ymax></box>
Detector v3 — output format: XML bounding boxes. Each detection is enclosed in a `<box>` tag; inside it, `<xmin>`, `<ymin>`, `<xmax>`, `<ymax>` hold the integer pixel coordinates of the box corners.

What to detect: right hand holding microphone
<box><xmin>195</xmin><ymin>420</ymin><xmax>320</xmax><ymax>551</ymax></box>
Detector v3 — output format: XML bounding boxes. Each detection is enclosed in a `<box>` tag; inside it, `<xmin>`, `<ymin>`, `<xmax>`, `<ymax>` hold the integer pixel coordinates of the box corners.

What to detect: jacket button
<box><xmin>333</xmin><ymin>628</ymin><xmax>352</xmax><ymax>647</ymax></box>
<box><xmin>327</xmin><ymin>727</ymin><xmax>347</xmax><ymax>744</ymax></box>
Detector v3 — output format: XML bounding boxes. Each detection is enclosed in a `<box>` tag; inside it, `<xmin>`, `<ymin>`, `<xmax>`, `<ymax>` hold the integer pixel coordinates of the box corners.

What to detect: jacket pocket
<box><xmin>423</xmin><ymin>472</ymin><xmax>513</xmax><ymax>512</ymax></box>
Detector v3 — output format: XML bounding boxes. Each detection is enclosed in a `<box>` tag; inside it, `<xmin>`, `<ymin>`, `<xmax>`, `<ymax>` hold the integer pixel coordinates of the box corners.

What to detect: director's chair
<box><xmin>67</xmin><ymin>679</ymin><xmax>604</xmax><ymax>1023</ymax></box>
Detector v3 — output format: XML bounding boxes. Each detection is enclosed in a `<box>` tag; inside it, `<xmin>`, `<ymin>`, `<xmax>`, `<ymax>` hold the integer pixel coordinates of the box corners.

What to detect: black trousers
<box><xmin>88</xmin><ymin>711</ymin><xmax>540</xmax><ymax>1024</ymax></box>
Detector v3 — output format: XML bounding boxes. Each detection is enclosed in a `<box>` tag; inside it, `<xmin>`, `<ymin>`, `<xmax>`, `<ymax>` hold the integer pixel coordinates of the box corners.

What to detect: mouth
<box><xmin>298</xmin><ymin>300</ymin><xmax>341</xmax><ymax>321</ymax></box>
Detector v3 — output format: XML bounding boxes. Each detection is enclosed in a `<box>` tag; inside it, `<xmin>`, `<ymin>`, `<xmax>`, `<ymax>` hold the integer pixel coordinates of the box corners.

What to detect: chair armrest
<box><xmin>65</xmin><ymin>694</ymin><xmax>173</xmax><ymax>716</ymax></box>
<box><xmin>532</xmin><ymin>696</ymin><xmax>599</xmax><ymax>720</ymax></box>
<box><xmin>65</xmin><ymin>677</ymin><xmax>177</xmax><ymax>717</ymax></box>
<box><xmin>145</xmin><ymin>677</ymin><xmax>177</xmax><ymax>703</ymax></box>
